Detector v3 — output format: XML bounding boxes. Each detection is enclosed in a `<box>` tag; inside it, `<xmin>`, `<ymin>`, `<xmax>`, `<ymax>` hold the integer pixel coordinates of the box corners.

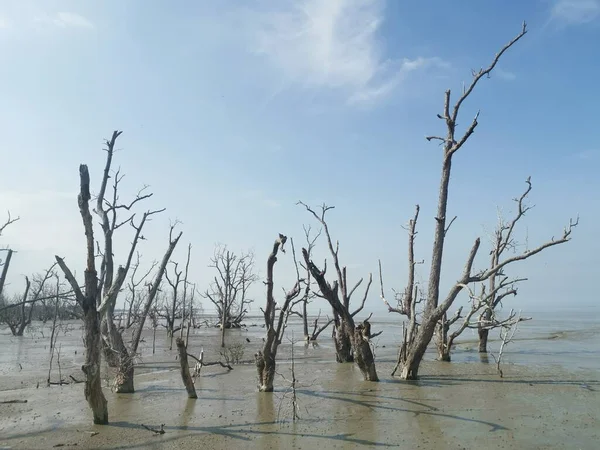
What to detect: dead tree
<box><xmin>380</xmin><ymin>205</ymin><xmax>423</xmax><ymax>374</ymax></box>
<box><xmin>164</xmin><ymin>261</ymin><xmax>183</xmax><ymax>344</ymax></box>
<box><xmin>255</xmin><ymin>234</ymin><xmax>302</xmax><ymax>392</ymax></box>
<box><xmin>0</xmin><ymin>212</ymin><xmax>19</xmax><ymax>299</ymax></box>
<box><xmin>433</xmin><ymin>179</ymin><xmax>564</xmax><ymax>360</ymax></box>
<box><xmin>87</xmin><ymin>131</ymin><xmax>181</xmax><ymax>393</ymax></box>
<box><xmin>302</xmin><ymin>247</ymin><xmax>378</xmax><ymax>381</ymax></box>
<box><xmin>394</xmin><ymin>23</ymin><xmax>577</xmax><ymax>379</ymax></box>
<box><xmin>478</xmin><ymin>177</ymin><xmax>536</xmax><ymax>353</ymax></box>
<box><xmin>298</xmin><ymin>202</ymin><xmax>373</xmax><ymax>362</ymax></box>
<box><xmin>203</xmin><ymin>245</ymin><xmax>257</xmax><ymax>347</ymax></box>
<box><xmin>105</xmin><ymin>225</ymin><xmax>181</xmax><ymax>393</ymax></box>
<box><xmin>176</xmin><ymin>337</ymin><xmax>197</xmax><ymax>398</ymax></box>
<box><xmin>55</xmin><ymin>164</ymin><xmax>108</xmax><ymax>425</ymax></box>
<box><xmin>3</xmin><ymin>264</ymin><xmax>56</xmax><ymax>336</ymax></box>
<box><xmin>490</xmin><ymin>309</ymin><xmax>522</xmax><ymax>378</ymax></box>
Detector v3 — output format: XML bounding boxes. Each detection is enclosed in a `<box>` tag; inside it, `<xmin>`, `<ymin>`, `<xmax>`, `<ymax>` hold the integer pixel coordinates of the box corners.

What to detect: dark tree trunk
<box><xmin>176</xmin><ymin>338</ymin><xmax>197</xmax><ymax>398</ymax></box>
<box><xmin>435</xmin><ymin>315</ymin><xmax>451</xmax><ymax>362</ymax></box>
<box><xmin>82</xmin><ymin>305</ymin><xmax>108</xmax><ymax>424</ymax></box>
<box><xmin>333</xmin><ymin>319</ymin><xmax>354</xmax><ymax>363</ymax></box>
<box><xmin>302</xmin><ymin>299</ymin><xmax>309</xmax><ymax>341</ymax></box>
<box><xmin>0</xmin><ymin>249</ymin><xmax>13</xmax><ymax>298</ymax></box>
<box><xmin>353</xmin><ymin>323</ymin><xmax>378</xmax><ymax>381</ymax></box>
<box><xmin>479</xmin><ymin>327</ymin><xmax>490</xmax><ymax>353</ymax></box>
<box><xmin>256</xmin><ymin>330</ymin><xmax>277</xmax><ymax>392</ymax></box>
<box><xmin>399</xmin><ymin>319</ymin><xmax>437</xmax><ymax>380</ymax></box>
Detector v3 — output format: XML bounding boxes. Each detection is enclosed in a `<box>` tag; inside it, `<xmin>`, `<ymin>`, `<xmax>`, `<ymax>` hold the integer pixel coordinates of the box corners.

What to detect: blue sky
<box><xmin>0</xmin><ymin>0</ymin><xmax>598</xmax><ymax>317</ymax></box>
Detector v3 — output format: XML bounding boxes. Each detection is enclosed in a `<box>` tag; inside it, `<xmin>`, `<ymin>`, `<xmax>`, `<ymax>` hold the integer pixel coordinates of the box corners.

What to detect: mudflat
<box><xmin>1</xmin><ymin>324</ymin><xmax>599</xmax><ymax>450</ymax></box>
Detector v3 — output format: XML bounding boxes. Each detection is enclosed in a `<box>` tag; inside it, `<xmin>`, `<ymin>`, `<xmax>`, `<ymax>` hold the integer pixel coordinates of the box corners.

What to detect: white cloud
<box><xmin>249</xmin><ymin>0</ymin><xmax>448</xmax><ymax>105</ymax></box>
<box><xmin>551</xmin><ymin>0</ymin><xmax>600</xmax><ymax>25</ymax></box>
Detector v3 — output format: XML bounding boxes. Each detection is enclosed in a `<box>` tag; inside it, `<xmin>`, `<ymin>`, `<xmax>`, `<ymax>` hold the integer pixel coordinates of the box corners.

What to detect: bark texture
<box><xmin>302</xmin><ymin>248</ymin><xmax>379</xmax><ymax>382</ymax></box>
<box><xmin>256</xmin><ymin>234</ymin><xmax>301</xmax><ymax>392</ymax></box>
<box><xmin>176</xmin><ymin>338</ymin><xmax>197</xmax><ymax>399</ymax></box>
<box><xmin>55</xmin><ymin>164</ymin><xmax>108</xmax><ymax>424</ymax></box>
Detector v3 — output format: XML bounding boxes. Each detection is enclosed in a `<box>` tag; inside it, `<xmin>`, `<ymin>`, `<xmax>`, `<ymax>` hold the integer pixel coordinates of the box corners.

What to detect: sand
<box><xmin>0</xmin><ymin>324</ymin><xmax>598</xmax><ymax>449</ymax></box>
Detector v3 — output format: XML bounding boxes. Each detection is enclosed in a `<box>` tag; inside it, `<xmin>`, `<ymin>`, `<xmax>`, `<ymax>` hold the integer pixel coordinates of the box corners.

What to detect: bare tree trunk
<box><xmin>82</xmin><ymin>303</ymin><xmax>109</xmax><ymax>424</ymax></box>
<box><xmin>333</xmin><ymin>318</ymin><xmax>353</xmax><ymax>363</ymax></box>
<box><xmin>399</xmin><ymin>320</ymin><xmax>436</xmax><ymax>380</ymax></box>
<box><xmin>436</xmin><ymin>313</ymin><xmax>451</xmax><ymax>362</ymax></box>
<box><xmin>106</xmin><ymin>320</ymin><xmax>134</xmax><ymax>393</ymax></box>
<box><xmin>353</xmin><ymin>321</ymin><xmax>378</xmax><ymax>381</ymax></box>
<box><xmin>256</xmin><ymin>330</ymin><xmax>277</xmax><ymax>392</ymax></box>
<box><xmin>152</xmin><ymin>325</ymin><xmax>157</xmax><ymax>355</ymax></box>
<box><xmin>55</xmin><ymin>163</ymin><xmax>110</xmax><ymax>424</ymax></box>
<box><xmin>176</xmin><ymin>338</ymin><xmax>197</xmax><ymax>398</ymax></box>
<box><xmin>0</xmin><ymin>249</ymin><xmax>13</xmax><ymax>298</ymax></box>
<box><xmin>478</xmin><ymin>324</ymin><xmax>490</xmax><ymax>353</ymax></box>
<box><xmin>256</xmin><ymin>235</ymin><xmax>302</xmax><ymax>392</ymax></box>
<box><xmin>220</xmin><ymin>301</ymin><xmax>226</xmax><ymax>348</ymax></box>
<box><xmin>302</xmin><ymin>299</ymin><xmax>309</xmax><ymax>341</ymax></box>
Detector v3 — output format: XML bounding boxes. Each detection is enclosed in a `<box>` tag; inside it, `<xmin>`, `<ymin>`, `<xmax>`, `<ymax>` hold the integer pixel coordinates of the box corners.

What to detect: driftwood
<box><xmin>188</xmin><ymin>350</ymin><xmax>234</xmax><ymax>376</ymax></box>
<box><xmin>141</xmin><ymin>424</ymin><xmax>165</xmax><ymax>434</ymax></box>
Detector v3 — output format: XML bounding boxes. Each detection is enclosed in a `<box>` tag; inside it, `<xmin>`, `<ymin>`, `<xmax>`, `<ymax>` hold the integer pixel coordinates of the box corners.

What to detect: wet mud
<box><xmin>0</xmin><ymin>323</ymin><xmax>598</xmax><ymax>449</ymax></box>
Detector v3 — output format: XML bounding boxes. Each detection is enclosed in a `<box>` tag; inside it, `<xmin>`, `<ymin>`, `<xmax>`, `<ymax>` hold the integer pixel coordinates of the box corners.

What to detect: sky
<box><xmin>0</xmin><ymin>0</ymin><xmax>598</xmax><ymax>318</ymax></box>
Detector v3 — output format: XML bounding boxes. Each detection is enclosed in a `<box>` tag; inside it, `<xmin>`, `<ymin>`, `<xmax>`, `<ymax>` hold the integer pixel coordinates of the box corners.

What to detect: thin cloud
<box><xmin>241</xmin><ymin>189</ymin><xmax>281</xmax><ymax>208</ymax></box>
<box><xmin>495</xmin><ymin>68</ymin><xmax>517</xmax><ymax>81</ymax></box>
<box><xmin>576</xmin><ymin>149</ymin><xmax>600</xmax><ymax>160</ymax></box>
<box><xmin>348</xmin><ymin>56</ymin><xmax>450</xmax><ymax>105</ymax></box>
<box><xmin>34</xmin><ymin>11</ymin><xmax>94</xmax><ymax>30</ymax></box>
<box><xmin>249</xmin><ymin>0</ymin><xmax>448</xmax><ymax>105</ymax></box>
<box><xmin>550</xmin><ymin>0</ymin><xmax>600</xmax><ymax>25</ymax></box>
<box><xmin>53</xmin><ymin>12</ymin><xmax>94</xmax><ymax>29</ymax></box>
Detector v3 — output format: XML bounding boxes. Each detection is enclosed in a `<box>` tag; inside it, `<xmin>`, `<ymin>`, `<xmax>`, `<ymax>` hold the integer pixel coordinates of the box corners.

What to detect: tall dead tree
<box><xmin>393</xmin><ymin>23</ymin><xmax>578</xmax><ymax>379</ymax></box>
<box><xmin>102</xmin><ymin>224</ymin><xmax>181</xmax><ymax>393</ymax></box>
<box><xmin>255</xmin><ymin>234</ymin><xmax>302</xmax><ymax>392</ymax></box>
<box><xmin>89</xmin><ymin>131</ymin><xmax>180</xmax><ymax>393</ymax></box>
<box><xmin>55</xmin><ymin>165</ymin><xmax>108</xmax><ymax>425</ymax></box>
<box><xmin>203</xmin><ymin>245</ymin><xmax>257</xmax><ymax>347</ymax></box>
<box><xmin>298</xmin><ymin>202</ymin><xmax>373</xmax><ymax>362</ymax></box>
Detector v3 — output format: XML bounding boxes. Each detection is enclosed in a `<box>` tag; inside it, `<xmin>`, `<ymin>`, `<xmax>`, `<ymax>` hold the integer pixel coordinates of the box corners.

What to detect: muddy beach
<box><xmin>0</xmin><ymin>321</ymin><xmax>599</xmax><ymax>450</ymax></box>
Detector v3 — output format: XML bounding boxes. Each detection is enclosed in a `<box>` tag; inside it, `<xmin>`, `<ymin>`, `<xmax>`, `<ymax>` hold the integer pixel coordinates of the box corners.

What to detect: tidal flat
<box><xmin>0</xmin><ymin>313</ymin><xmax>599</xmax><ymax>449</ymax></box>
